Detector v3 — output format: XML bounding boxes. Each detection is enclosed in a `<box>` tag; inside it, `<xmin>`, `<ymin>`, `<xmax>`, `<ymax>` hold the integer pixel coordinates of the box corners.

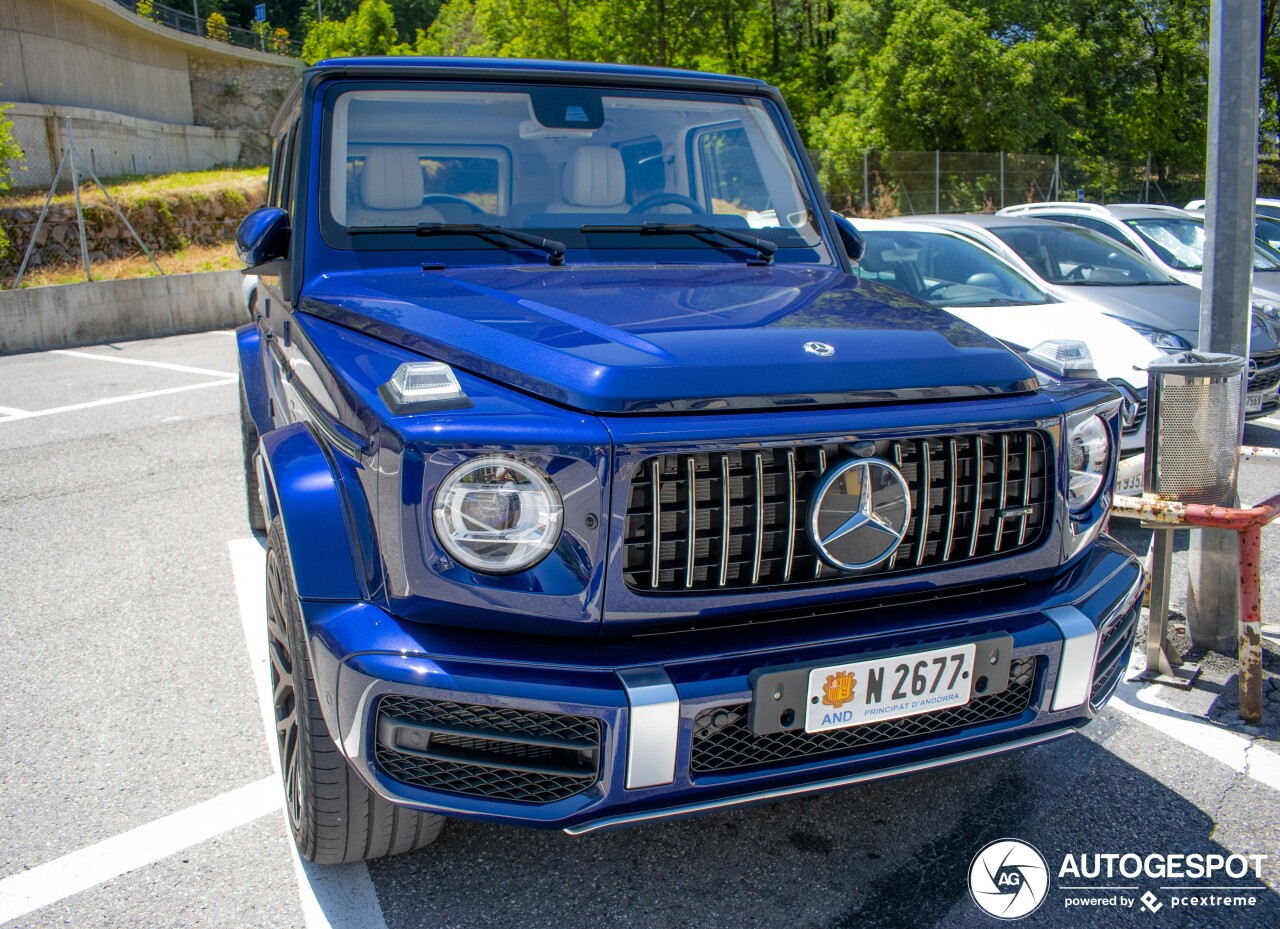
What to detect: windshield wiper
<box><xmin>580</xmin><ymin>222</ymin><xmax>777</xmax><ymax>265</ymax></box>
<box><xmin>348</xmin><ymin>223</ymin><xmax>565</xmax><ymax>266</ymax></box>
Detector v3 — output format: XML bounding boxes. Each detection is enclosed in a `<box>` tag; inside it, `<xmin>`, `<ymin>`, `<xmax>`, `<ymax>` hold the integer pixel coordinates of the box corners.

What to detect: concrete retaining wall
<box><xmin>5</xmin><ymin>103</ymin><xmax>242</xmax><ymax>190</ymax></box>
<box><xmin>1</xmin><ymin>0</ymin><xmax>301</xmax><ymax>187</ymax></box>
<box><xmin>0</xmin><ymin>270</ymin><xmax>243</xmax><ymax>354</ymax></box>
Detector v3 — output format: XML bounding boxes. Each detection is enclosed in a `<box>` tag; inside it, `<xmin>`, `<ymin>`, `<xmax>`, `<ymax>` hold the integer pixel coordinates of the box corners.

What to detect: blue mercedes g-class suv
<box><xmin>235</xmin><ymin>57</ymin><xmax>1143</xmax><ymax>864</ymax></box>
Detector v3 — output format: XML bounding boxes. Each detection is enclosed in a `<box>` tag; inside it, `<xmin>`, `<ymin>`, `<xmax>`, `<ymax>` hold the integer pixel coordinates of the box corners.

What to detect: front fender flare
<box><xmin>236</xmin><ymin>323</ymin><xmax>270</xmax><ymax>436</ymax></box>
<box><xmin>259</xmin><ymin>422</ymin><xmax>363</xmax><ymax>602</ymax></box>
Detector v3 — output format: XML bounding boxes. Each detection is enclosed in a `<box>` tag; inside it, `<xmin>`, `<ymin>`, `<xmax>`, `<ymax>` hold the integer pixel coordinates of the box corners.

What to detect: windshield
<box><xmin>1257</xmin><ymin>216</ymin><xmax>1280</xmax><ymax>253</ymax></box>
<box><xmin>1126</xmin><ymin>217</ymin><xmax>1280</xmax><ymax>272</ymax></box>
<box><xmin>323</xmin><ymin>85</ymin><xmax>826</xmax><ymax>260</ymax></box>
<box><xmin>856</xmin><ymin>229</ymin><xmax>1052</xmax><ymax>307</ymax></box>
<box><xmin>992</xmin><ymin>224</ymin><xmax>1175</xmax><ymax>286</ymax></box>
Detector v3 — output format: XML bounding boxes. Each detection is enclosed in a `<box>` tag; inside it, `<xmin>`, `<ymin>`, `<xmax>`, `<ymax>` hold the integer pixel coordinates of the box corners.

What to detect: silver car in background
<box><xmin>997</xmin><ymin>202</ymin><xmax>1280</xmax><ymax>307</ymax></box>
<box><xmin>903</xmin><ymin>212</ymin><xmax>1280</xmax><ymax>420</ymax></box>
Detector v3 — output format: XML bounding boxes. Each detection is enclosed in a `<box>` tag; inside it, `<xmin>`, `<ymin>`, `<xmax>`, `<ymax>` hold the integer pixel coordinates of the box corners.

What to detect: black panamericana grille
<box><xmin>1090</xmin><ymin>593</ymin><xmax>1141</xmax><ymax>707</ymax></box>
<box><xmin>374</xmin><ymin>697</ymin><xmax>601</xmax><ymax>804</ymax></box>
<box><xmin>623</xmin><ymin>431</ymin><xmax>1051</xmax><ymax>592</ymax></box>
<box><xmin>1123</xmin><ymin>393</ymin><xmax>1148</xmax><ymax>437</ymax></box>
<box><xmin>690</xmin><ymin>656</ymin><xmax>1038</xmax><ymax>774</ymax></box>
<box><xmin>1249</xmin><ymin>352</ymin><xmax>1280</xmax><ymax>394</ymax></box>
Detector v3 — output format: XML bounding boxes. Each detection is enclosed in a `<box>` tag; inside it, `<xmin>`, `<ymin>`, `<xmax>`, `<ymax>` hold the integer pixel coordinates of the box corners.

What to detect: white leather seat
<box><xmin>544</xmin><ymin>147</ymin><xmax>629</xmax><ymax>213</ymax></box>
<box><xmin>347</xmin><ymin>147</ymin><xmax>444</xmax><ymax>227</ymax></box>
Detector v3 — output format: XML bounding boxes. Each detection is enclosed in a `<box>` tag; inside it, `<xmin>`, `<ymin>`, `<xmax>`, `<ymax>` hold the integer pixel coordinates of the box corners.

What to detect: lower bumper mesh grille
<box><xmin>690</xmin><ymin>657</ymin><xmax>1037</xmax><ymax>774</ymax></box>
<box><xmin>1091</xmin><ymin>594</ymin><xmax>1141</xmax><ymax>706</ymax></box>
<box><xmin>374</xmin><ymin>697</ymin><xmax>601</xmax><ymax>804</ymax></box>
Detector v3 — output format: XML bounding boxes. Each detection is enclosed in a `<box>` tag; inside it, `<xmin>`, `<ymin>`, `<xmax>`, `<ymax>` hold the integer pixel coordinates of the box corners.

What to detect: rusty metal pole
<box><xmin>1239</xmin><ymin>524</ymin><xmax>1263</xmax><ymax>724</ymax></box>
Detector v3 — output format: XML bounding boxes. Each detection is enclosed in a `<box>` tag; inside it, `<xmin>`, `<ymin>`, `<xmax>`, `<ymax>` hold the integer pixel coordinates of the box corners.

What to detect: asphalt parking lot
<box><xmin>1</xmin><ymin>330</ymin><xmax>1279</xmax><ymax>929</ymax></box>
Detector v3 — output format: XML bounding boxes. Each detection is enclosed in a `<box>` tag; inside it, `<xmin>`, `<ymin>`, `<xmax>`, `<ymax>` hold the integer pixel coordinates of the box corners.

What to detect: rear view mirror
<box><xmin>829</xmin><ymin>212</ymin><xmax>866</xmax><ymax>262</ymax></box>
<box><xmin>237</xmin><ymin>208</ymin><xmax>291</xmax><ymax>274</ymax></box>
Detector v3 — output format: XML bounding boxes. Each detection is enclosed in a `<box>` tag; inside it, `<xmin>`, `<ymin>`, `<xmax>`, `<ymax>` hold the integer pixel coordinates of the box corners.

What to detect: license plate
<box><xmin>1247</xmin><ymin>391</ymin><xmax>1266</xmax><ymax>413</ymax></box>
<box><xmin>805</xmin><ymin>643</ymin><xmax>977</xmax><ymax>733</ymax></box>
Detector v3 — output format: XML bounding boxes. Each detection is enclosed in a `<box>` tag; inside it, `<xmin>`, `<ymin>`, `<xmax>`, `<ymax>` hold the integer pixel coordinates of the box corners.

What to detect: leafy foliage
<box><xmin>229</xmin><ymin>0</ymin><xmax>1279</xmax><ymax>186</ymax></box>
<box><xmin>0</xmin><ymin>94</ymin><xmax>25</xmax><ymax>255</ymax></box>
<box><xmin>302</xmin><ymin>0</ymin><xmax>407</xmax><ymax>62</ymax></box>
<box><xmin>205</xmin><ymin>11</ymin><xmax>232</xmax><ymax>42</ymax></box>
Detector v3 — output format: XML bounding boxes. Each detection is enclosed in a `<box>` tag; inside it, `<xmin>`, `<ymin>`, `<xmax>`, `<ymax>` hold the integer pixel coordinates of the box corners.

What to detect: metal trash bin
<box><xmin>1144</xmin><ymin>351</ymin><xmax>1247</xmax><ymax>505</ymax></box>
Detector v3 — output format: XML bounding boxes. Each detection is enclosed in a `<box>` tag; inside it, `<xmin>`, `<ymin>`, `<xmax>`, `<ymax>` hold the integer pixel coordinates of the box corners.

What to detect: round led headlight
<box><xmin>432</xmin><ymin>456</ymin><xmax>563</xmax><ymax>574</ymax></box>
<box><xmin>1067</xmin><ymin>414</ymin><xmax>1111</xmax><ymax>511</ymax></box>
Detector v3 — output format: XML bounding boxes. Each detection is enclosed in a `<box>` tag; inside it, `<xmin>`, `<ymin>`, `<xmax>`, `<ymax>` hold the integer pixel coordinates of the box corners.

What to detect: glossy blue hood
<box><xmin>300</xmin><ymin>265</ymin><xmax>1038</xmax><ymax>413</ymax></box>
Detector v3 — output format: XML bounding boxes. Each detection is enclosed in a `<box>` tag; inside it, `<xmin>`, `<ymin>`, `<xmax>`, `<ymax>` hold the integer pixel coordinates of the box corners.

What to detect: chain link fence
<box><xmin>813</xmin><ymin>151</ymin><xmax>1230</xmax><ymax>216</ymax></box>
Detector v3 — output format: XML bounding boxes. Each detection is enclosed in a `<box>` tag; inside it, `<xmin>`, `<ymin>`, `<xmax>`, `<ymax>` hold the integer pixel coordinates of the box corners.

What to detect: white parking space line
<box><xmin>1253</xmin><ymin>416</ymin><xmax>1280</xmax><ymax>429</ymax></box>
<box><xmin>1109</xmin><ymin>683</ymin><xmax>1280</xmax><ymax>792</ymax></box>
<box><xmin>49</xmin><ymin>349</ymin><xmax>236</xmax><ymax>379</ymax></box>
<box><xmin>0</xmin><ymin>405</ymin><xmax>29</xmax><ymax>417</ymax></box>
<box><xmin>229</xmin><ymin>538</ymin><xmax>390</xmax><ymax>929</ymax></box>
<box><xmin>0</xmin><ymin>378</ymin><xmax>236</xmax><ymax>423</ymax></box>
<box><xmin>0</xmin><ymin>776</ymin><xmax>279</xmax><ymax>926</ymax></box>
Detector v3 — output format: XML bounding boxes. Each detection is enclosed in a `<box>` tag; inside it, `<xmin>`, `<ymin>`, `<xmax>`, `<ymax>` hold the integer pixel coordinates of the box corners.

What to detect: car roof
<box><xmin>1102</xmin><ymin>203</ymin><xmax>1195</xmax><ymax>220</ymax></box>
<box><xmin>306</xmin><ymin>56</ymin><xmax>768</xmax><ymax>91</ymax></box>
<box><xmin>998</xmin><ymin>202</ymin><xmax>1192</xmax><ymax>223</ymax></box>
<box><xmin>848</xmin><ymin>218</ymin><xmax>950</xmax><ymax>233</ymax></box>
<box><xmin>899</xmin><ymin>213</ymin><xmax>1084</xmax><ymax>232</ymax></box>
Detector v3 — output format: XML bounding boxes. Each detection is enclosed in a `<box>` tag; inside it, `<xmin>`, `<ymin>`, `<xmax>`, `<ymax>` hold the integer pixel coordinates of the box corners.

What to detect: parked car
<box><xmin>1182</xmin><ymin>202</ymin><xmax>1280</xmax><ymax>263</ymax></box>
<box><xmin>897</xmin><ymin>213</ymin><xmax>1280</xmax><ymax>420</ymax></box>
<box><xmin>997</xmin><ymin>202</ymin><xmax>1280</xmax><ymax>305</ymax></box>
<box><xmin>850</xmin><ymin>219</ymin><xmax>1159</xmax><ymax>450</ymax></box>
<box><xmin>241</xmin><ymin>273</ymin><xmax>259</xmax><ymax>319</ymax></box>
<box><xmin>235</xmin><ymin>57</ymin><xmax>1141</xmax><ymax>864</ymax></box>
<box><xmin>996</xmin><ymin>203</ymin><xmax>1280</xmax><ymax>417</ymax></box>
<box><xmin>1185</xmin><ymin>197</ymin><xmax>1280</xmax><ymax>221</ymax></box>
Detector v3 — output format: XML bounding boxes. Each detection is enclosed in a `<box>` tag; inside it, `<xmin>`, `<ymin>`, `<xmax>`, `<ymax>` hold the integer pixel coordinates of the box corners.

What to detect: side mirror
<box><xmin>236</xmin><ymin>207</ymin><xmax>291</xmax><ymax>274</ymax></box>
<box><xmin>829</xmin><ymin>212</ymin><xmax>866</xmax><ymax>263</ymax></box>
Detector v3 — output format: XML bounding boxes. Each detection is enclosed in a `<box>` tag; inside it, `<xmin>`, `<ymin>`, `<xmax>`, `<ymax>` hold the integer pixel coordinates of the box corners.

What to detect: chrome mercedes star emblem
<box><xmin>804</xmin><ymin>341</ymin><xmax>835</xmax><ymax>357</ymax></box>
<box><xmin>809</xmin><ymin>459</ymin><xmax>911</xmax><ymax>570</ymax></box>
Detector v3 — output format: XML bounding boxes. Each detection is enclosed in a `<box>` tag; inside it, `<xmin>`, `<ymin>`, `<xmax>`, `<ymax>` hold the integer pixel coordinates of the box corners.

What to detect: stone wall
<box><xmin>0</xmin><ymin>177</ymin><xmax>266</xmax><ymax>276</ymax></box>
<box><xmin>188</xmin><ymin>54</ymin><xmax>298</xmax><ymax>167</ymax></box>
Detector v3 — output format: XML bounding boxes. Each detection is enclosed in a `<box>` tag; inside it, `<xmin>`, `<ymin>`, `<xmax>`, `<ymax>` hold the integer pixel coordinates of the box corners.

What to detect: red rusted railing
<box><xmin>1112</xmin><ymin>489</ymin><xmax>1280</xmax><ymax>724</ymax></box>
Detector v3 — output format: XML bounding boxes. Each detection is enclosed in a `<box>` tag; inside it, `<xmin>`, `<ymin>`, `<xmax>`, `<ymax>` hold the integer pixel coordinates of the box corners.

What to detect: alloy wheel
<box><xmin>265</xmin><ymin>545</ymin><xmax>303</xmax><ymax>831</ymax></box>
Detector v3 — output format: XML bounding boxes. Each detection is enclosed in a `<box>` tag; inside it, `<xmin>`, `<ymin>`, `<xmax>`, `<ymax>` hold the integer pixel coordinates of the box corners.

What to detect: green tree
<box><xmin>302</xmin><ymin>0</ymin><xmax>409</xmax><ymax>62</ymax></box>
<box><xmin>0</xmin><ymin>95</ymin><xmax>25</xmax><ymax>256</ymax></box>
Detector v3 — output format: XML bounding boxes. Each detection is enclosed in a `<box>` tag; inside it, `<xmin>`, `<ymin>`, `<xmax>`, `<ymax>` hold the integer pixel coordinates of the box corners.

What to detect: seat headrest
<box><xmin>562</xmin><ymin>147</ymin><xmax>626</xmax><ymax>208</ymax></box>
<box><xmin>360</xmin><ymin>147</ymin><xmax>424</xmax><ymax>211</ymax></box>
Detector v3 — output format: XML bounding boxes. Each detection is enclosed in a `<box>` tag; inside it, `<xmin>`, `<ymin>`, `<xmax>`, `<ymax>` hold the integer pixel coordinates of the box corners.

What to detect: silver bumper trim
<box><xmin>565</xmin><ymin>728</ymin><xmax>1074</xmax><ymax>835</ymax></box>
<box><xmin>618</xmin><ymin>666</ymin><xmax>680</xmax><ymax>790</ymax></box>
<box><xmin>1046</xmin><ymin>605</ymin><xmax>1100</xmax><ymax>711</ymax></box>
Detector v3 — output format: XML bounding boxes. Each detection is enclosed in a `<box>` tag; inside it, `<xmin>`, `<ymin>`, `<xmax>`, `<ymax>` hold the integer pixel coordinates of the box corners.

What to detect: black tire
<box><xmin>239</xmin><ymin>382</ymin><xmax>268</xmax><ymax>534</ymax></box>
<box><xmin>266</xmin><ymin>518</ymin><xmax>445</xmax><ymax>864</ymax></box>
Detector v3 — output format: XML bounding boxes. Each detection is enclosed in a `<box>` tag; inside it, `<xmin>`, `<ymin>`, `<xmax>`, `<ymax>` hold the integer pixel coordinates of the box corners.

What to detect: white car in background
<box><xmin>1186</xmin><ymin>197</ymin><xmax>1280</xmax><ymax>220</ymax></box>
<box><xmin>997</xmin><ymin>201</ymin><xmax>1280</xmax><ymax>305</ymax></box>
<box><xmin>851</xmin><ymin>219</ymin><xmax>1161</xmax><ymax>452</ymax></box>
<box><xmin>241</xmin><ymin>274</ymin><xmax>259</xmax><ymax>321</ymax></box>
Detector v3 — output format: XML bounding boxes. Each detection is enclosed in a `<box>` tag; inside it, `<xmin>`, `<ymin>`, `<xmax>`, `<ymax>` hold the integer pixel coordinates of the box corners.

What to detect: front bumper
<box><xmin>300</xmin><ymin>537</ymin><xmax>1143</xmax><ymax>834</ymax></box>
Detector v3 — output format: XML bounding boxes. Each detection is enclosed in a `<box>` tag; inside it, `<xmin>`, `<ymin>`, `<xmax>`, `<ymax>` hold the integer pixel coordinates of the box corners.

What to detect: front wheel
<box><xmin>265</xmin><ymin>518</ymin><xmax>445</xmax><ymax>863</ymax></box>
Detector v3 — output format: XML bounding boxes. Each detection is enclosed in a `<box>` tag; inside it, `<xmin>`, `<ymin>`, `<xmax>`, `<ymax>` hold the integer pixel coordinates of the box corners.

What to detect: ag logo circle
<box><xmin>968</xmin><ymin>839</ymin><xmax>1049</xmax><ymax>920</ymax></box>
